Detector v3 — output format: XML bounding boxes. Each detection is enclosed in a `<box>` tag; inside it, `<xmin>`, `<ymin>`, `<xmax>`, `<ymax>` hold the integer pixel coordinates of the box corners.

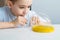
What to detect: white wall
<box><xmin>32</xmin><ymin>0</ymin><xmax>60</xmax><ymax>24</ymax></box>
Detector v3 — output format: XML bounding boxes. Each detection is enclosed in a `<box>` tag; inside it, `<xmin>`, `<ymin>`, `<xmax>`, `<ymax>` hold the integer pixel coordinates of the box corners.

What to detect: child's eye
<box><xmin>28</xmin><ymin>6</ymin><xmax>31</xmax><ymax>8</ymax></box>
<box><xmin>19</xmin><ymin>7</ymin><xmax>25</xmax><ymax>9</ymax></box>
<box><xmin>28</xmin><ymin>6</ymin><xmax>31</xmax><ymax>10</ymax></box>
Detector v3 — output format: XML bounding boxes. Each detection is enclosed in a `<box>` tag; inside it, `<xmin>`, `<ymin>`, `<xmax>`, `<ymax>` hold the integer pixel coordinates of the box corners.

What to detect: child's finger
<box><xmin>31</xmin><ymin>16</ymin><xmax>39</xmax><ymax>25</ymax></box>
<box><xmin>34</xmin><ymin>17</ymin><xmax>39</xmax><ymax>24</ymax></box>
<box><xmin>31</xmin><ymin>17</ymin><xmax>36</xmax><ymax>24</ymax></box>
<box><xmin>36</xmin><ymin>18</ymin><xmax>40</xmax><ymax>25</ymax></box>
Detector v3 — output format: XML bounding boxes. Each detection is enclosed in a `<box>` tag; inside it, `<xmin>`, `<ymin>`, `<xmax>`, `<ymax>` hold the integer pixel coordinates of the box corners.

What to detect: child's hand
<box><xmin>13</xmin><ymin>16</ymin><xmax>27</xmax><ymax>26</ymax></box>
<box><xmin>30</xmin><ymin>16</ymin><xmax>40</xmax><ymax>25</ymax></box>
<box><xmin>30</xmin><ymin>16</ymin><xmax>51</xmax><ymax>26</ymax></box>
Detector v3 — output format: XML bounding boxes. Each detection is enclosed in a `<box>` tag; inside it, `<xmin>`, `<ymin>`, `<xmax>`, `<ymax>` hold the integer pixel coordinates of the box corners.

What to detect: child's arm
<box><xmin>0</xmin><ymin>22</ymin><xmax>16</xmax><ymax>29</ymax></box>
<box><xmin>0</xmin><ymin>16</ymin><xmax>27</xmax><ymax>29</ymax></box>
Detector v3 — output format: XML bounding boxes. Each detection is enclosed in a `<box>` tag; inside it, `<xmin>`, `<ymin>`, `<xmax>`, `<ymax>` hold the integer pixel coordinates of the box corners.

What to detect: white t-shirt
<box><xmin>0</xmin><ymin>6</ymin><xmax>49</xmax><ymax>27</ymax></box>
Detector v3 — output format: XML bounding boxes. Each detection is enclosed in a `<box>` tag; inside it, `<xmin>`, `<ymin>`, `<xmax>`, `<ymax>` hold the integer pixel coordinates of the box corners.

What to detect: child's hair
<box><xmin>9</xmin><ymin>0</ymin><xmax>17</xmax><ymax>2</ymax></box>
<box><xmin>9</xmin><ymin>0</ymin><xmax>17</xmax><ymax>4</ymax></box>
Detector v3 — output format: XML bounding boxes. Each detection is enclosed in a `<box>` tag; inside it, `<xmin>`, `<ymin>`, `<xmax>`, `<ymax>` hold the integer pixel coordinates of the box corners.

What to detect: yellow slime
<box><xmin>32</xmin><ymin>25</ymin><xmax>54</xmax><ymax>33</ymax></box>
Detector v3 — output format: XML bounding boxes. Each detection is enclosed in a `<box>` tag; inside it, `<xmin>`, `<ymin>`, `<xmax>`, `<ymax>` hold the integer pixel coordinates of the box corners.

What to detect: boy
<box><xmin>0</xmin><ymin>0</ymin><xmax>51</xmax><ymax>28</ymax></box>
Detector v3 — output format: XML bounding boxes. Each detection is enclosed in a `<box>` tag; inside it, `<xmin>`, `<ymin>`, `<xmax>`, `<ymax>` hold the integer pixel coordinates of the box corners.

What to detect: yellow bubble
<box><xmin>32</xmin><ymin>25</ymin><xmax>54</xmax><ymax>33</ymax></box>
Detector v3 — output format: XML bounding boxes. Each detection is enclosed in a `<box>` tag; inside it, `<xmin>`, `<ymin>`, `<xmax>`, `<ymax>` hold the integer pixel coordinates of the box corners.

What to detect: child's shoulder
<box><xmin>0</xmin><ymin>6</ymin><xmax>9</xmax><ymax>19</ymax></box>
<box><xmin>0</xmin><ymin>7</ymin><xmax>6</xmax><ymax>21</ymax></box>
<box><xmin>0</xmin><ymin>6</ymin><xmax>6</xmax><ymax>13</ymax></box>
<box><xmin>0</xmin><ymin>6</ymin><xmax>10</xmax><ymax>15</ymax></box>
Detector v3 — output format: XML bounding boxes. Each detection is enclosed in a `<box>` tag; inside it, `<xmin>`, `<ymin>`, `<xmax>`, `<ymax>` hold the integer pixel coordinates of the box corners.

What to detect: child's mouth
<box><xmin>19</xmin><ymin>14</ymin><xmax>25</xmax><ymax>17</ymax></box>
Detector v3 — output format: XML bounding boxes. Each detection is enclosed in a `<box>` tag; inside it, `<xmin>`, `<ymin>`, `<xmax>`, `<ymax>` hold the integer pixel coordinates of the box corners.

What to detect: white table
<box><xmin>0</xmin><ymin>24</ymin><xmax>60</xmax><ymax>40</ymax></box>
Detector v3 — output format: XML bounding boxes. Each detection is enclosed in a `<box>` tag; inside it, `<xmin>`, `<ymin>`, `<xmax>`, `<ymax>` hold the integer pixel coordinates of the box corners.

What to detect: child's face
<box><xmin>8</xmin><ymin>0</ymin><xmax>32</xmax><ymax>16</ymax></box>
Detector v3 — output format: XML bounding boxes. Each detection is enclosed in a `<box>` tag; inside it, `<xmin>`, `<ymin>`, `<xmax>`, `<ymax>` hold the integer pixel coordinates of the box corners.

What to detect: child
<box><xmin>0</xmin><ymin>0</ymin><xmax>51</xmax><ymax>28</ymax></box>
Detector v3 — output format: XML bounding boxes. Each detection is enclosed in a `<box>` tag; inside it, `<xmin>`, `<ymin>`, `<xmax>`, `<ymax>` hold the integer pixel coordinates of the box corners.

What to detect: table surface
<box><xmin>0</xmin><ymin>24</ymin><xmax>60</xmax><ymax>40</ymax></box>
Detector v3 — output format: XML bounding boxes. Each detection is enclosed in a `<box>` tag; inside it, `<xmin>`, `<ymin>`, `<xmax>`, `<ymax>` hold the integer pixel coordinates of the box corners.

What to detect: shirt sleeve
<box><xmin>0</xmin><ymin>8</ymin><xmax>4</xmax><ymax>22</ymax></box>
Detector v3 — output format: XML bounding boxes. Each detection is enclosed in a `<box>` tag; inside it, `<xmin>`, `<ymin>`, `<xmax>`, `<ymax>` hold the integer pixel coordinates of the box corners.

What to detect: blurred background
<box><xmin>0</xmin><ymin>0</ymin><xmax>7</xmax><ymax>7</ymax></box>
<box><xmin>0</xmin><ymin>0</ymin><xmax>60</xmax><ymax>24</ymax></box>
<box><xmin>32</xmin><ymin>0</ymin><xmax>60</xmax><ymax>24</ymax></box>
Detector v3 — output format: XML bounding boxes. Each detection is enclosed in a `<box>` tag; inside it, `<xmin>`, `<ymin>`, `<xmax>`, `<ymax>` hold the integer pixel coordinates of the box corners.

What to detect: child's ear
<box><xmin>7</xmin><ymin>1</ymin><xmax>13</xmax><ymax>8</ymax></box>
